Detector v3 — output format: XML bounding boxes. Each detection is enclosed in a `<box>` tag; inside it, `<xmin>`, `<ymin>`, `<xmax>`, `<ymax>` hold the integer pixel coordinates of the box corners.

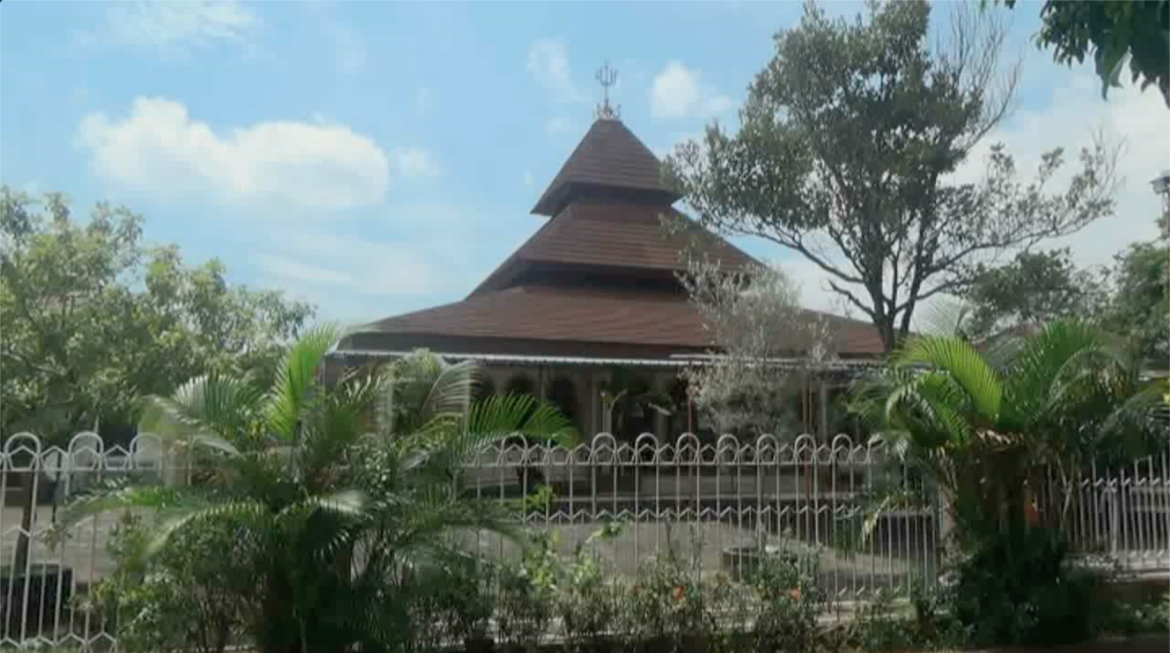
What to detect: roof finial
<box><xmin>594</xmin><ymin>62</ymin><xmax>621</xmax><ymax>121</ymax></box>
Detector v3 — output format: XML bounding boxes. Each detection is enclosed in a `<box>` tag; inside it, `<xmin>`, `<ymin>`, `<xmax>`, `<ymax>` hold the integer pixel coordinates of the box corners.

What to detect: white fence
<box><xmin>1</xmin><ymin>432</ymin><xmax>1167</xmax><ymax>648</ymax></box>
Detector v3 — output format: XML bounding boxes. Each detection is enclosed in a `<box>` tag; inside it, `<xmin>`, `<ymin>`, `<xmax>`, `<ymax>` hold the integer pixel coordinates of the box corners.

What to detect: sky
<box><xmin>1</xmin><ymin>0</ymin><xmax>1167</xmax><ymax>328</ymax></box>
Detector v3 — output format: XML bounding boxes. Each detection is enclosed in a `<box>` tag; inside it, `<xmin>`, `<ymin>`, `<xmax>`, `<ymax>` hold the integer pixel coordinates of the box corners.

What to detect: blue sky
<box><xmin>1</xmin><ymin>1</ymin><xmax>1167</xmax><ymax>327</ymax></box>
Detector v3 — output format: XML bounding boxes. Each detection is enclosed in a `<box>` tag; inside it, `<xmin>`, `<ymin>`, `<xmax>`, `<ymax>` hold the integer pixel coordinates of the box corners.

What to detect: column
<box><xmin>817</xmin><ymin>376</ymin><xmax>829</xmax><ymax>440</ymax></box>
<box><xmin>653</xmin><ymin>374</ymin><xmax>668</xmax><ymax>439</ymax></box>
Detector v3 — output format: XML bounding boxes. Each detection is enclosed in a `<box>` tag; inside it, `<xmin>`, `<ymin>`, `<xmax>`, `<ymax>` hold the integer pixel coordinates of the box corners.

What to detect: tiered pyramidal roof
<box><xmin>341</xmin><ymin>114</ymin><xmax>883</xmax><ymax>360</ymax></box>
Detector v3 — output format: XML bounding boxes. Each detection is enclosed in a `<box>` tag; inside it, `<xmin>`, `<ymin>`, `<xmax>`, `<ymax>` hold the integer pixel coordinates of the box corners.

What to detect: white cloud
<box><xmin>256</xmin><ymin>254</ymin><xmax>353</xmax><ymax>286</ymax></box>
<box><xmin>650</xmin><ymin>61</ymin><xmax>734</xmax><ymax>119</ymax></box>
<box><xmin>725</xmin><ymin>73</ymin><xmax>1170</xmax><ymax>332</ymax></box>
<box><xmin>415</xmin><ymin>88</ymin><xmax>430</xmax><ymax>118</ymax></box>
<box><xmin>951</xmin><ymin>72</ymin><xmax>1169</xmax><ymax>268</ymax></box>
<box><xmin>81</xmin><ymin>1</ymin><xmax>259</xmax><ymax>56</ymax></box>
<box><xmin>263</xmin><ymin>222</ymin><xmax>471</xmax><ymax>300</ymax></box>
<box><xmin>527</xmin><ymin>39</ymin><xmax>581</xmax><ymax>102</ymax></box>
<box><xmin>389</xmin><ymin>147</ymin><xmax>439</xmax><ymax>179</ymax></box>
<box><xmin>522</xmin><ymin>169</ymin><xmax>535</xmax><ymax>187</ymax></box>
<box><xmin>78</xmin><ymin>97</ymin><xmax>391</xmax><ymax>210</ymax></box>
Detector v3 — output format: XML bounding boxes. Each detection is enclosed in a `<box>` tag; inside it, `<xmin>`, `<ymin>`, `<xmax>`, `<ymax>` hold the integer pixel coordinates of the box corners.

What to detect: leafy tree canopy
<box><xmin>0</xmin><ymin>186</ymin><xmax>314</xmax><ymax>439</ymax></box>
<box><xmin>1104</xmin><ymin>231</ymin><xmax>1170</xmax><ymax>368</ymax></box>
<box><xmin>665</xmin><ymin>0</ymin><xmax>1118</xmax><ymax>352</ymax></box>
<box><xmin>962</xmin><ymin>248</ymin><xmax>1108</xmax><ymax>340</ymax></box>
<box><xmin>1000</xmin><ymin>0</ymin><xmax>1170</xmax><ymax>106</ymax></box>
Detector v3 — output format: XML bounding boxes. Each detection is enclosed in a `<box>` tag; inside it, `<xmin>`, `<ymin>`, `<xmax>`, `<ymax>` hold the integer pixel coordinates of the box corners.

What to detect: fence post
<box><xmin>1108</xmin><ymin>486</ymin><xmax>1120</xmax><ymax>558</ymax></box>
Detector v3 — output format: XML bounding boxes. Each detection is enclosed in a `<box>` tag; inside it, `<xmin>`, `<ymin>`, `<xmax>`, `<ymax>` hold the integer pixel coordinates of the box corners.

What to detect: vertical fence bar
<box><xmin>3</xmin><ymin>430</ymin><xmax>1169</xmax><ymax>648</ymax></box>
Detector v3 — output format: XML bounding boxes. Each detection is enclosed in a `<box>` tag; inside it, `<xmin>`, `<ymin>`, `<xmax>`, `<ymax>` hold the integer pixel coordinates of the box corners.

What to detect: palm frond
<box><xmin>138</xmin><ymin>372</ymin><xmax>261</xmax><ymax>453</ymax></box>
<box><xmin>148</xmin><ymin>499</ymin><xmax>269</xmax><ymax>556</ymax></box>
<box><xmin>279</xmin><ymin>489</ymin><xmax>367</xmax><ymax>521</ymax></box>
<box><xmin>1001</xmin><ymin>320</ymin><xmax>1108</xmax><ymax>430</ymax></box>
<box><xmin>465</xmin><ymin>393</ymin><xmax>576</xmax><ymax>446</ymax></box>
<box><xmin>263</xmin><ymin>324</ymin><xmax>344</xmax><ymax>440</ymax></box>
<box><xmin>50</xmin><ymin>484</ymin><xmax>196</xmax><ymax>544</ymax></box>
<box><xmin>381</xmin><ymin>351</ymin><xmax>480</xmax><ymax>434</ymax></box>
<box><xmin>299</xmin><ymin>371</ymin><xmax>383</xmax><ymax>483</ymax></box>
<box><xmin>897</xmin><ymin>335</ymin><xmax>1003</xmax><ymax>421</ymax></box>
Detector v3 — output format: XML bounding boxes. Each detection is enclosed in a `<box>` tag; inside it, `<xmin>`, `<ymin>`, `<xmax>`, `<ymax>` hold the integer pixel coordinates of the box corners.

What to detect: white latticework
<box><xmin>1</xmin><ymin>431</ymin><xmax>1167</xmax><ymax>648</ymax></box>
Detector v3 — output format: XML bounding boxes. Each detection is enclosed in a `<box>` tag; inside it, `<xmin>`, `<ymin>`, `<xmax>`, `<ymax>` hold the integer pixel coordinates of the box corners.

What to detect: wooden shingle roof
<box><xmin>347</xmin><ymin>115</ymin><xmax>888</xmax><ymax>360</ymax></box>
<box><xmin>362</xmin><ymin>285</ymin><xmax>885</xmax><ymax>355</ymax></box>
<box><xmin>470</xmin><ymin>202</ymin><xmax>754</xmax><ymax>295</ymax></box>
<box><xmin>532</xmin><ymin>118</ymin><xmax>679</xmax><ymax>216</ymax></box>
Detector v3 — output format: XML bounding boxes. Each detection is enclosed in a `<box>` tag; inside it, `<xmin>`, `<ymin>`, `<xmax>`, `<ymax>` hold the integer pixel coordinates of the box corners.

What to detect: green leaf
<box><xmin>262</xmin><ymin>324</ymin><xmax>343</xmax><ymax>440</ymax></box>
<box><xmin>897</xmin><ymin>336</ymin><xmax>1003</xmax><ymax>421</ymax></box>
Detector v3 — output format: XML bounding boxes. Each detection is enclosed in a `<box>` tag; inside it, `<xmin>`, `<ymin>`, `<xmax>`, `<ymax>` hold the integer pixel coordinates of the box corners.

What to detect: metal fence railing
<box><xmin>2</xmin><ymin>432</ymin><xmax>1167</xmax><ymax>648</ymax></box>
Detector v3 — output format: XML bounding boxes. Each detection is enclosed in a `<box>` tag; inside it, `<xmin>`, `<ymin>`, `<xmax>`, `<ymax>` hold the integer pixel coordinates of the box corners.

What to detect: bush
<box><xmin>945</xmin><ymin>528</ymin><xmax>1109</xmax><ymax>647</ymax></box>
<box><xmin>495</xmin><ymin>535</ymin><xmax>557</xmax><ymax>652</ymax></box>
<box><xmin>89</xmin><ymin>513</ymin><xmax>255</xmax><ymax>653</ymax></box>
<box><xmin>744</xmin><ymin>550</ymin><xmax>824</xmax><ymax>653</ymax></box>
<box><xmin>623</xmin><ymin>544</ymin><xmax>706</xmax><ymax>652</ymax></box>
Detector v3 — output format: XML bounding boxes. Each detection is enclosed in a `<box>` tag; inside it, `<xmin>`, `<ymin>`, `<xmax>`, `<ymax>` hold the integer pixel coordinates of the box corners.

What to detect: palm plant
<box><xmin>57</xmin><ymin>329</ymin><xmax>574</xmax><ymax>653</ymax></box>
<box><xmin>850</xmin><ymin>319</ymin><xmax>1167</xmax><ymax>547</ymax></box>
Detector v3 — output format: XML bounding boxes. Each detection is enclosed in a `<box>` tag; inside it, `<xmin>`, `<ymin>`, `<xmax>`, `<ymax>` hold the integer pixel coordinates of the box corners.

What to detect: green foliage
<box><xmin>852</xmin><ymin>319</ymin><xmax>1165</xmax><ymax>546</ymax></box>
<box><xmin>0</xmin><ymin>186</ymin><xmax>313</xmax><ymax>437</ymax></box>
<box><xmin>1104</xmin><ymin>594</ymin><xmax>1170</xmax><ymax>635</ymax></box>
<box><xmin>946</xmin><ymin>529</ymin><xmax>1108</xmax><ymax>647</ymax></box>
<box><xmin>60</xmin><ymin>341</ymin><xmax>573</xmax><ymax>653</ymax></box>
<box><xmin>851</xmin><ymin>319</ymin><xmax>1167</xmax><ymax>649</ymax></box>
<box><xmin>999</xmin><ymin>0</ymin><xmax>1170</xmax><ymax>104</ymax></box>
<box><xmin>88</xmin><ymin>513</ymin><xmax>255</xmax><ymax>653</ymax></box>
<box><xmin>963</xmin><ymin>248</ymin><xmax>1108</xmax><ymax>339</ymax></box>
<box><xmin>839</xmin><ymin>586</ymin><xmax>962</xmax><ymax>653</ymax></box>
<box><xmin>743</xmin><ymin>551</ymin><xmax>824</xmax><ymax>653</ymax></box>
<box><xmin>1104</xmin><ymin>236</ymin><xmax>1170</xmax><ymax>368</ymax></box>
<box><xmin>625</xmin><ymin>544</ymin><xmax>706</xmax><ymax>651</ymax></box>
<box><xmin>664</xmin><ymin>0</ymin><xmax>1118</xmax><ymax>352</ymax></box>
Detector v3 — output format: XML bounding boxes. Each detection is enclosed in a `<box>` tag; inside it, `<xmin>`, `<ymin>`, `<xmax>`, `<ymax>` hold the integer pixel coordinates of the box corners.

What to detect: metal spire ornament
<box><xmin>594</xmin><ymin>62</ymin><xmax>621</xmax><ymax>120</ymax></box>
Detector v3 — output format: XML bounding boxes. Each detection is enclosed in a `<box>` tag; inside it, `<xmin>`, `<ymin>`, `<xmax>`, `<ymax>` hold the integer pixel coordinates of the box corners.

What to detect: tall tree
<box><xmin>0</xmin><ymin>187</ymin><xmax>314</xmax><ymax>438</ymax></box>
<box><xmin>664</xmin><ymin>0</ymin><xmax>1118</xmax><ymax>352</ymax></box>
<box><xmin>0</xmin><ymin>186</ymin><xmax>313</xmax><ymax>576</ymax></box>
<box><xmin>1000</xmin><ymin>0</ymin><xmax>1170</xmax><ymax>106</ymax></box>
<box><xmin>1103</xmin><ymin>223</ymin><xmax>1170</xmax><ymax>369</ymax></box>
<box><xmin>962</xmin><ymin>248</ymin><xmax>1108</xmax><ymax>339</ymax></box>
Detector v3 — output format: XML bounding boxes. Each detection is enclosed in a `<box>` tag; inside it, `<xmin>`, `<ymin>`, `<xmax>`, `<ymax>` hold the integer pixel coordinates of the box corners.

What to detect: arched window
<box><xmin>474</xmin><ymin>376</ymin><xmax>497</xmax><ymax>402</ymax></box>
<box><xmin>504</xmin><ymin>375</ymin><xmax>536</xmax><ymax>398</ymax></box>
<box><xmin>666</xmin><ymin>377</ymin><xmax>692</xmax><ymax>438</ymax></box>
<box><xmin>502</xmin><ymin>374</ymin><xmax>538</xmax><ymax>446</ymax></box>
<box><xmin>547</xmin><ymin>376</ymin><xmax>579</xmax><ymax>432</ymax></box>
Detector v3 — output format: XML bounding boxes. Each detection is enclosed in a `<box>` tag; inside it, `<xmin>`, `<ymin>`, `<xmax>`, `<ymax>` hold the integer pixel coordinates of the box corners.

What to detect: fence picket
<box><xmin>1</xmin><ymin>431</ymin><xmax>1166</xmax><ymax>647</ymax></box>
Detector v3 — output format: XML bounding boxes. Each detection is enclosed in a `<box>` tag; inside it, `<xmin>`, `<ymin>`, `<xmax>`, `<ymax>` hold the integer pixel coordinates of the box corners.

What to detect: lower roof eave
<box><xmin>327</xmin><ymin>348</ymin><xmax>885</xmax><ymax>372</ymax></box>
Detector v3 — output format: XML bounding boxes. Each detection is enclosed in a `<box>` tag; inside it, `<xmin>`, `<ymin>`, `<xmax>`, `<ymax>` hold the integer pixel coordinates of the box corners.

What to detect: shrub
<box><xmin>744</xmin><ymin>550</ymin><xmax>823</xmax><ymax>653</ymax></box>
<box><xmin>89</xmin><ymin>513</ymin><xmax>254</xmax><ymax>653</ymax></box>
<box><xmin>495</xmin><ymin>536</ymin><xmax>557</xmax><ymax>652</ymax></box>
<box><xmin>623</xmin><ymin>543</ymin><xmax>705</xmax><ymax>653</ymax></box>
<box><xmin>557</xmin><ymin>546</ymin><xmax>624</xmax><ymax>651</ymax></box>
<box><xmin>945</xmin><ymin>528</ymin><xmax>1108</xmax><ymax>647</ymax></box>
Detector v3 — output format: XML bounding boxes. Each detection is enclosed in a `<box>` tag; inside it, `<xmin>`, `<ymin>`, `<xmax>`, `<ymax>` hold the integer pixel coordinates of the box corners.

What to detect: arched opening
<box><xmin>504</xmin><ymin>375</ymin><xmax>536</xmax><ymax>398</ymax></box>
<box><xmin>666</xmin><ymin>376</ymin><xmax>692</xmax><ymax>439</ymax></box>
<box><xmin>547</xmin><ymin>376</ymin><xmax>579</xmax><ymax>434</ymax></box>
<box><xmin>609</xmin><ymin>374</ymin><xmax>655</xmax><ymax>441</ymax></box>
<box><xmin>474</xmin><ymin>375</ymin><xmax>497</xmax><ymax>402</ymax></box>
<box><xmin>502</xmin><ymin>373</ymin><xmax>543</xmax><ymax>491</ymax></box>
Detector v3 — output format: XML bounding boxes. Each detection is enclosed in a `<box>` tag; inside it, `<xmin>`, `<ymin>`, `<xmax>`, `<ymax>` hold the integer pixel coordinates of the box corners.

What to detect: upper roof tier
<box><xmin>531</xmin><ymin>117</ymin><xmax>681</xmax><ymax>216</ymax></box>
<box><xmin>469</xmin><ymin>201</ymin><xmax>755</xmax><ymax>296</ymax></box>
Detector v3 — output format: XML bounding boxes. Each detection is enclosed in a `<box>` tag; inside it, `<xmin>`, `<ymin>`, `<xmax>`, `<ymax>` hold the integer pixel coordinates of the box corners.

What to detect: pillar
<box><xmin>817</xmin><ymin>377</ymin><xmax>829</xmax><ymax>440</ymax></box>
<box><xmin>653</xmin><ymin>374</ymin><xmax>668</xmax><ymax>439</ymax></box>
